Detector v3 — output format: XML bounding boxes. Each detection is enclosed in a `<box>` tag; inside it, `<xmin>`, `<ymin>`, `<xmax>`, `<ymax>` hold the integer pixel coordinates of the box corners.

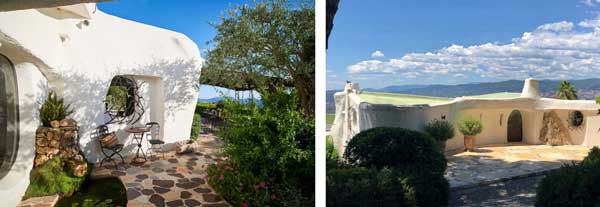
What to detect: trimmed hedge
<box><xmin>344</xmin><ymin>127</ymin><xmax>446</xmax><ymax>175</ymax></box>
<box><xmin>326</xmin><ymin>167</ymin><xmax>413</xmax><ymax>207</ymax></box>
<box><xmin>424</xmin><ymin>119</ymin><xmax>455</xmax><ymax>142</ymax></box>
<box><xmin>536</xmin><ymin>147</ymin><xmax>600</xmax><ymax>207</ymax></box>
<box><xmin>330</xmin><ymin>127</ymin><xmax>449</xmax><ymax>207</ymax></box>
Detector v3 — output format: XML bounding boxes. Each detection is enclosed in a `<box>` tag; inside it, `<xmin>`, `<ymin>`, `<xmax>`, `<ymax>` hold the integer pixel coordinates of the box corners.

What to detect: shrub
<box><xmin>582</xmin><ymin>146</ymin><xmax>600</xmax><ymax>167</ymax></box>
<box><xmin>343</xmin><ymin>127</ymin><xmax>446</xmax><ymax>175</ymax></box>
<box><xmin>190</xmin><ymin>113</ymin><xmax>201</xmax><ymax>140</ymax></box>
<box><xmin>208</xmin><ymin>89</ymin><xmax>314</xmax><ymax>206</ymax></box>
<box><xmin>424</xmin><ymin>119</ymin><xmax>455</xmax><ymax>141</ymax></box>
<box><xmin>399</xmin><ymin>169</ymin><xmax>449</xmax><ymax>207</ymax></box>
<box><xmin>327</xmin><ymin>167</ymin><xmax>413</xmax><ymax>207</ymax></box>
<box><xmin>39</xmin><ymin>91</ymin><xmax>74</xmax><ymax>127</ymax></box>
<box><xmin>458</xmin><ymin>116</ymin><xmax>483</xmax><ymax>136</ymax></box>
<box><xmin>326</xmin><ymin>135</ymin><xmax>339</xmax><ymax>161</ymax></box>
<box><xmin>23</xmin><ymin>157</ymin><xmax>87</xmax><ymax>199</ymax></box>
<box><xmin>536</xmin><ymin>147</ymin><xmax>600</xmax><ymax>206</ymax></box>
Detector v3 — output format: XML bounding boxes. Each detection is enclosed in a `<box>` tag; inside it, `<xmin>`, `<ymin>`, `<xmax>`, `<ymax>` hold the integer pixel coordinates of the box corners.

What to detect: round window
<box><xmin>569</xmin><ymin>111</ymin><xmax>584</xmax><ymax>127</ymax></box>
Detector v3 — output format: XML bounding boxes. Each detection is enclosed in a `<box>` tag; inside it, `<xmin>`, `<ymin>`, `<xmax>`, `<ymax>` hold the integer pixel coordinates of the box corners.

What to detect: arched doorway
<box><xmin>0</xmin><ymin>54</ymin><xmax>19</xmax><ymax>179</ymax></box>
<box><xmin>507</xmin><ymin>110</ymin><xmax>523</xmax><ymax>142</ymax></box>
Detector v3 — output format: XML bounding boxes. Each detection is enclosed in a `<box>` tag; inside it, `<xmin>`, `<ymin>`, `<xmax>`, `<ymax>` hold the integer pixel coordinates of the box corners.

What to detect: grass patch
<box><xmin>326</xmin><ymin>114</ymin><xmax>335</xmax><ymax>125</ymax></box>
<box><xmin>358</xmin><ymin>92</ymin><xmax>452</xmax><ymax>106</ymax></box>
<box><xmin>467</xmin><ymin>92</ymin><xmax>521</xmax><ymax>99</ymax></box>
<box><xmin>55</xmin><ymin>177</ymin><xmax>127</xmax><ymax>207</ymax></box>
<box><xmin>23</xmin><ymin>157</ymin><xmax>87</xmax><ymax>200</ymax></box>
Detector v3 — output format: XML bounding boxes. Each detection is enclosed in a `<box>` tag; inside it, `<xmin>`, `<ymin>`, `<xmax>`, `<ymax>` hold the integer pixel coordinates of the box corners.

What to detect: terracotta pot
<box><xmin>437</xmin><ymin>140</ymin><xmax>447</xmax><ymax>153</ymax></box>
<box><xmin>464</xmin><ymin>135</ymin><xmax>476</xmax><ymax>152</ymax></box>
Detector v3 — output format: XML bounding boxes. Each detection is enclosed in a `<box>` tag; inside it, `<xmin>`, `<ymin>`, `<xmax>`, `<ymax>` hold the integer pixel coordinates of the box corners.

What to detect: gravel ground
<box><xmin>449</xmin><ymin>175</ymin><xmax>545</xmax><ymax>207</ymax></box>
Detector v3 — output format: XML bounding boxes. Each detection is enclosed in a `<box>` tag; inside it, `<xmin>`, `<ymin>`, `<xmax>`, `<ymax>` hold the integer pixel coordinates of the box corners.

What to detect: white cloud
<box><xmin>371</xmin><ymin>50</ymin><xmax>385</xmax><ymax>58</ymax></box>
<box><xmin>582</xmin><ymin>0</ymin><xmax>600</xmax><ymax>6</ymax></box>
<box><xmin>346</xmin><ymin>16</ymin><xmax>600</xmax><ymax>81</ymax></box>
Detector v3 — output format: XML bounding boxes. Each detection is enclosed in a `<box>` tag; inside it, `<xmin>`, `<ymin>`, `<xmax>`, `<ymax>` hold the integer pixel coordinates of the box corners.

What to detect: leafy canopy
<box><xmin>201</xmin><ymin>0</ymin><xmax>315</xmax><ymax>116</ymax></box>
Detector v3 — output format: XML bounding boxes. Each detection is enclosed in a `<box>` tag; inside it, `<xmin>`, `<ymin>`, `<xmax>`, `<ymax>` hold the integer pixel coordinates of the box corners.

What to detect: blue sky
<box><xmin>327</xmin><ymin>0</ymin><xmax>600</xmax><ymax>90</ymax></box>
<box><xmin>98</xmin><ymin>0</ymin><xmax>254</xmax><ymax>99</ymax></box>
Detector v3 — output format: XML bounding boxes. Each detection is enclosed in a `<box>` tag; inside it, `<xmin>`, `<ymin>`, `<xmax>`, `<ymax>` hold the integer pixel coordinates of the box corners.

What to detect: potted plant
<box><xmin>458</xmin><ymin>116</ymin><xmax>483</xmax><ymax>152</ymax></box>
<box><xmin>424</xmin><ymin>119</ymin><xmax>455</xmax><ymax>152</ymax></box>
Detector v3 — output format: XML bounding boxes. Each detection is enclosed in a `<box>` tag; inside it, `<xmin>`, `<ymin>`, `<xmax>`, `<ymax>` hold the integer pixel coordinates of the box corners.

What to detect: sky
<box><xmin>98</xmin><ymin>0</ymin><xmax>255</xmax><ymax>100</ymax></box>
<box><xmin>327</xmin><ymin>0</ymin><xmax>600</xmax><ymax>90</ymax></box>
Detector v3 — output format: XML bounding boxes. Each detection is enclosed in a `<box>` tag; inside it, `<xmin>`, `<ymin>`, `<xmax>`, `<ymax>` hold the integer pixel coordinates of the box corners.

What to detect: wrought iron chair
<box><xmin>93</xmin><ymin>125</ymin><xmax>124</xmax><ymax>169</ymax></box>
<box><xmin>145</xmin><ymin>122</ymin><xmax>164</xmax><ymax>159</ymax></box>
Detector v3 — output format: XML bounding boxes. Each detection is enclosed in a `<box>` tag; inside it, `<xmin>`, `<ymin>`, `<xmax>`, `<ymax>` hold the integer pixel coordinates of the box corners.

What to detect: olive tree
<box><xmin>201</xmin><ymin>0</ymin><xmax>315</xmax><ymax>117</ymax></box>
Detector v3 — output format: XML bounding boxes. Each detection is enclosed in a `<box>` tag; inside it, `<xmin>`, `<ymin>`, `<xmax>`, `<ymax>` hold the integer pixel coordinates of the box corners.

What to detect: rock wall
<box><xmin>539</xmin><ymin>111</ymin><xmax>572</xmax><ymax>146</ymax></box>
<box><xmin>34</xmin><ymin>118</ymin><xmax>87</xmax><ymax>177</ymax></box>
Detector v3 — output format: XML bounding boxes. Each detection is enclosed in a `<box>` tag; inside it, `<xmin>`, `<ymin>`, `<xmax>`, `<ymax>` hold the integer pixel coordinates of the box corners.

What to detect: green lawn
<box><xmin>467</xmin><ymin>92</ymin><xmax>521</xmax><ymax>99</ymax></box>
<box><xmin>357</xmin><ymin>91</ymin><xmax>521</xmax><ymax>106</ymax></box>
<box><xmin>358</xmin><ymin>92</ymin><xmax>453</xmax><ymax>106</ymax></box>
<box><xmin>326</xmin><ymin>114</ymin><xmax>335</xmax><ymax>125</ymax></box>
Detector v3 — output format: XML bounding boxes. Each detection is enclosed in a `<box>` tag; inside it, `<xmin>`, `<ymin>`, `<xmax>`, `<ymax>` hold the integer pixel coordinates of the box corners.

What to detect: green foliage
<box><xmin>23</xmin><ymin>157</ymin><xmax>86</xmax><ymax>199</ymax></box>
<box><xmin>326</xmin><ymin>167</ymin><xmax>413</xmax><ymax>207</ymax></box>
<box><xmin>202</xmin><ymin>0</ymin><xmax>315</xmax><ymax>116</ymax></box>
<box><xmin>207</xmin><ymin>89</ymin><xmax>314</xmax><ymax>206</ymax></box>
<box><xmin>555</xmin><ymin>80</ymin><xmax>578</xmax><ymax>100</ymax></box>
<box><xmin>344</xmin><ymin>127</ymin><xmax>446</xmax><ymax>175</ymax></box>
<box><xmin>424</xmin><ymin>119</ymin><xmax>455</xmax><ymax>141</ymax></box>
<box><xmin>458</xmin><ymin>116</ymin><xmax>483</xmax><ymax>136</ymax></box>
<box><xmin>105</xmin><ymin>86</ymin><xmax>128</xmax><ymax>112</ymax></box>
<box><xmin>582</xmin><ymin>147</ymin><xmax>600</xmax><ymax>167</ymax></box>
<box><xmin>326</xmin><ymin>135</ymin><xmax>339</xmax><ymax>162</ymax></box>
<box><xmin>55</xmin><ymin>177</ymin><xmax>127</xmax><ymax>207</ymax></box>
<box><xmin>536</xmin><ymin>147</ymin><xmax>600</xmax><ymax>206</ymax></box>
<box><xmin>39</xmin><ymin>91</ymin><xmax>74</xmax><ymax>127</ymax></box>
<box><xmin>190</xmin><ymin>113</ymin><xmax>202</xmax><ymax>140</ymax></box>
<box><xmin>333</xmin><ymin>127</ymin><xmax>449</xmax><ymax>207</ymax></box>
<box><xmin>195</xmin><ymin>102</ymin><xmax>218</xmax><ymax>115</ymax></box>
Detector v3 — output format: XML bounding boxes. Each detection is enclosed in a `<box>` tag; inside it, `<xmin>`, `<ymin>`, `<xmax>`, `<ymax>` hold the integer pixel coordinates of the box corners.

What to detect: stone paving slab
<box><xmin>92</xmin><ymin>134</ymin><xmax>231</xmax><ymax>207</ymax></box>
<box><xmin>17</xmin><ymin>194</ymin><xmax>59</xmax><ymax>207</ymax></box>
<box><xmin>445</xmin><ymin>143</ymin><xmax>591</xmax><ymax>189</ymax></box>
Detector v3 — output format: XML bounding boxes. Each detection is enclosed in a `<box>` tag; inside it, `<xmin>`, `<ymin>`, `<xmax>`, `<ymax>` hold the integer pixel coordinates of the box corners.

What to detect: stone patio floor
<box><xmin>92</xmin><ymin>134</ymin><xmax>231</xmax><ymax>207</ymax></box>
<box><xmin>445</xmin><ymin>143</ymin><xmax>591</xmax><ymax>189</ymax></box>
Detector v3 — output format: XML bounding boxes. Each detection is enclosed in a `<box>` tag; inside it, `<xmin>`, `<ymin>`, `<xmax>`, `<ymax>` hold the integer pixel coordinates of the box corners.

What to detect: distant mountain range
<box><xmin>198</xmin><ymin>97</ymin><xmax>262</xmax><ymax>106</ymax></box>
<box><xmin>326</xmin><ymin>78</ymin><xmax>600</xmax><ymax>113</ymax></box>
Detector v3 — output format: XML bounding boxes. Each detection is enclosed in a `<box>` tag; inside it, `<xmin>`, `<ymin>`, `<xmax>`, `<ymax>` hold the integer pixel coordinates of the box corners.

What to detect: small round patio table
<box><xmin>125</xmin><ymin>126</ymin><xmax>150</xmax><ymax>164</ymax></box>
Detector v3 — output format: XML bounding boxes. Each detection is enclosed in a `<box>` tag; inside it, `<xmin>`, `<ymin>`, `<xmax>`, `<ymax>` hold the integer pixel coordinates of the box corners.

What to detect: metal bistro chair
<box><xmin>145</xmin><ymin>122</ymin><xmax>164</xmax><ymax>160</ymax></box>
<box><xmin>93</xmin><ymin>125</ymin><xmax>124</xmax><ymax>169</ymax></box>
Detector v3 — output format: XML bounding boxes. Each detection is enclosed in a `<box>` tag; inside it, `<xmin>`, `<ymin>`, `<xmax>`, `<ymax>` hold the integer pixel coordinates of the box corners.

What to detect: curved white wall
<box><xmin>0</xmin><ymin>4</ymin><xmax>203</xmax><ymax>205</ymax></box>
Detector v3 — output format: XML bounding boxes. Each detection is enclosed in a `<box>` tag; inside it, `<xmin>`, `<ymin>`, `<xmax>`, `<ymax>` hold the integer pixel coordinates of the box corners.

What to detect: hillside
<box><xmin>326</xmin><ymin>78</ymin><xmax>600</xmax><ymax>113</ymax></box>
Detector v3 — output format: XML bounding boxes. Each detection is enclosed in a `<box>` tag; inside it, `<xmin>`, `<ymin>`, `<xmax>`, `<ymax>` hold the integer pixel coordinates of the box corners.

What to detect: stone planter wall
<box><xmin>34</xmin><ymin>119</ymin><xmax>88</xmax><ymax>177</ymax></box>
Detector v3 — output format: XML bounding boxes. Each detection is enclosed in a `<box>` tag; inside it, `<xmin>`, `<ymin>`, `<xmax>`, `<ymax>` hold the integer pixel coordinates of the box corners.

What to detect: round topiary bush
<box><xmin>458</xmin><ymin>116</ymin><xmax>483</xmax><ymax>136</ymax></box>
<box><xmin>424</xmin><ymin>119</ymin><xmax>455</xmax><ymax>142</ymax></box>
<box><xmin>343</xmin><ymin>127</ymin><xmax>446</xmax><ymax>175</ymax></box>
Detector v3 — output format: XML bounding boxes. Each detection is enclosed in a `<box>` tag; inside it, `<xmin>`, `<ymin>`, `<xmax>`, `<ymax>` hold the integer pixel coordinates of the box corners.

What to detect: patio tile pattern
<box><xmin>17</xmin><ymin>194</ymin><xmax>59</xmax><ymax>207</ymax></box>
<box><xmin>445</xmin><ymin>143</ymin><xmax>591</xmax><ymax>189</ymax></box>
<box><xmin>92</xmin><ymin>134</ymin><xmax>231</xmax><ymax>207</ymax></box>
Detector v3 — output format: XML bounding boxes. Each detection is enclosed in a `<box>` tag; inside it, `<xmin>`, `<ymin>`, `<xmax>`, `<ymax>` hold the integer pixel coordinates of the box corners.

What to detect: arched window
<box><xmin>104</xmin><ymin>76</ymin><xmax>144</xmax><ymax>124</ymax></box>
<box><xmin>0</xmin><ymin>54</ymin><xmax>18</xmax><ymax>179</ymax></box>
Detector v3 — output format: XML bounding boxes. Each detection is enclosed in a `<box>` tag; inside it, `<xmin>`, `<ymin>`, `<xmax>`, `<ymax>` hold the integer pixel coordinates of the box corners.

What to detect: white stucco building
<box><xmin>331</xmin><ymin>79</ymin><xmax>600</xmax><ymax>156</ymax></box>
<box><xmin>0</xmin><ymin>3</ymin><xmax>202</xmax><ymax>205</ymax></box>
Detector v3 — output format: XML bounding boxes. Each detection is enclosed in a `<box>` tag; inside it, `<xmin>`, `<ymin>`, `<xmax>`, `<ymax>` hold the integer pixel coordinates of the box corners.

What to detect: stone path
<box><xmin>449</xmin><ymin>174</ymin><xmax>544</xmax><ymax>207</ymax></box>
<box><xmin>92</xmin><ymin>134</ymin><xmax>231</xmax><ymax>207</ymax></box>
<box><xmin>445</xmin><ymin>143</ymin><xmax>590</xmax><ymax>189</ymax></box>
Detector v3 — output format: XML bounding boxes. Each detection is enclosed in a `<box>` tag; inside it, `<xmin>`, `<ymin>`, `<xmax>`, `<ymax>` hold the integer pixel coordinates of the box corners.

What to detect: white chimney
<box><xmin>521</xmin><ymin>78</ymin><xmax>541</xmax><ymax>98</ymax></box>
